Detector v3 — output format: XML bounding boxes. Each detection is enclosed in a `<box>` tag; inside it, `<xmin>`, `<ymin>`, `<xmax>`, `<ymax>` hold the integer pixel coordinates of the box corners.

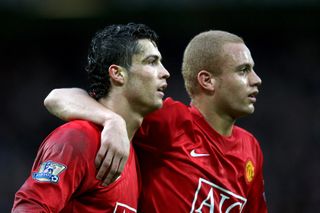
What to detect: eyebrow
<box><xmin>142</xmin><ymin>54</ymin><xmax>162</xmax><ymax>63</ymax></box>
<box><xmin>236</xmin><ymin>63</ymin><xmax>254</xmax><ymax>69</ymax></box>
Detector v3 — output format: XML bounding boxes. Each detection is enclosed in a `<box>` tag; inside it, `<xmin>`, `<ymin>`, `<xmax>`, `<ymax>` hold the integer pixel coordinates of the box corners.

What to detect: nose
<box><xmin>249</xmin><ymin>70</ymin><xmax>262</xmax><ymax>87</ymax></box>
<box><xmin>160</xmin><ymin>64</ymin><xmax>170</xmax><ymax>79</ymax></box>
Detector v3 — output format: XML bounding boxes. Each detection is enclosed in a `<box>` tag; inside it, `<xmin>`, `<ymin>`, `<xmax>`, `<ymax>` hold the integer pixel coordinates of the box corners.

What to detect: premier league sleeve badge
<box><xmin>32</xmin><ymin>161</ymin><xmax>67</xmax><ymax>183</ymax></box>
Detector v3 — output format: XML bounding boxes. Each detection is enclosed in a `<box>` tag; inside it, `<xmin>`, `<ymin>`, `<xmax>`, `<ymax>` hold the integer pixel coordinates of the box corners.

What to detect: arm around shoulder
<box><xmin>43</xmin><ymin>87</ymin><xmax>130</xmax><ymax>186</ymax></box>
<box><xmin>44</xmin><ymin>88</ymin><xmax>88</xmax><ymax>121</ymax></box>
<box><xmin>44</xmin><ymin>87</ymin><xmax>119</xmax><ymax>125</ymax></box>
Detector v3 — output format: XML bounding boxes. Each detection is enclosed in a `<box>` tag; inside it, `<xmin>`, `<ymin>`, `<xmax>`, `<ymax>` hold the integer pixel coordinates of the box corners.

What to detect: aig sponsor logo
<box><xmin>113</xmin><ymin>202</ymin><xmax>136</xmax><ymax>213</ymax></box>
<box><xmin>190</xmin><ymin>178</ymin><xmax>247</xmax><ymax>213</ymax></box>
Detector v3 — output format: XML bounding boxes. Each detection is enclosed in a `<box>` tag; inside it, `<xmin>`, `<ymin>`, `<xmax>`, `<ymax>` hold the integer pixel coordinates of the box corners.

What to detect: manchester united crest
<box><xmin>245</xmin><ymin>160</ymin><xmax>255</xmax><ymax>183</ymax></box>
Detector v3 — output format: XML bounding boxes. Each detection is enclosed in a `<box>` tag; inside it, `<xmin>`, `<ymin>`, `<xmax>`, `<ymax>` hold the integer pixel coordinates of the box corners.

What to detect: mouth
<box><xmin>248</xmin><ymin>90</ymin><xmax>259</xmax><ymax>102</ymax></box>
<box><xmin>157</xmin><ymin>83</ymin><xmax>168</xmax><ymax>98</ymax></box>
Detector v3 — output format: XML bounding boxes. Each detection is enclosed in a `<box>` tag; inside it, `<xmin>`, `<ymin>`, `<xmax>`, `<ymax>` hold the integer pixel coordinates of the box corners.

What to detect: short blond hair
<box><xmin>182</xmin><ymin>30</ymin><xmax>244</xmax><ymax>98</ymax></box>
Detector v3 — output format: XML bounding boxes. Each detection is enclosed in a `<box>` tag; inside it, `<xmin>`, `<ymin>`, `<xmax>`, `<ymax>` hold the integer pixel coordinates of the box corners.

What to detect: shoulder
<box><xmin>162</xmin><ymin>97</ymin><xmax>189</xmax><ymax>112</ymax></box>
<box><xmin>141</xmin><ymin>97</ymin><xmax>192</xmax><ymax>135</ymax></box>
<box><xmin>233</xmin><ymin>125</ymin><xmax>255</xmax><ymax>138</ymax></box>
<box><xmin>144</xmin><ymin>97</ymin><xmax>191</xmax><ymax>124</ymax></box>
<box><xmin>50</xmin><ymin>120</ymin><xmax>101</xmax><ymax>144</ymax></box>
<box><xmin>44</xmin><ymin>120</ymin><xmax>101</xmax><ymax>158</ymax></box>
<box><xmin>233</xmin><ymin>126</ymin><xmax>262</xmax><ymax>156</ymax></box>
<box><xmin>233</xmin><ymin>126</ymin><xmax>262</xmax><ymax>152</ymax></box>
<box><xmin>134</xmin><ymin>98</ymin><xmax>192</xmax><ymax>150</ymax></box>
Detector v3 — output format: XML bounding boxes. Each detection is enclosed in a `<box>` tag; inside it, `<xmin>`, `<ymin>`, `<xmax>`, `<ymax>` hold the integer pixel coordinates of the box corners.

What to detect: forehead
<box><xmin>221</xmin><ymin>42</ymin><xmax>254</xmax><ymax>67</ymax></box>
<box><xmin>134</xmin><ymin>39</ymin><xmax>161</xmax><ymax>59</ymax></box>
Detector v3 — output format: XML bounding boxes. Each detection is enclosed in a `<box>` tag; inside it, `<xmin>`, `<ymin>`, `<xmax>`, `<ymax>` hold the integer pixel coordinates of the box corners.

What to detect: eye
<box><xmin>143</xmin><ymin>55</ymin><xmax>161</xmax><ymax>66</ymax></box>
<box><xmin>149</xmin><ymin>59</ymin><xmax>159</xmax><ymax>65</ymax></box>
<box><xmin>149</xmin><ymin>60</ymin><xmax>156</xmax><ymax>65</ymax></box>
<box><xmin>239</xmin><ymin>66</ymin><xmax>251</xmax><ymax>75</ymax></box>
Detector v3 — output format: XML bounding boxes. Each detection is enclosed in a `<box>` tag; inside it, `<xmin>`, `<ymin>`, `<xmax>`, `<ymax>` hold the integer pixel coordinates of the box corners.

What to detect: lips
<box><xmin>157</xmin><ymin>83</ymin><xmax>167</xmax><ymax>98</ymax></box>
<box><xmin>157</xmin><ymin>83</ymin><xmax>167</xmax><ymax>93</ymax></box>
<box><xmin>248</xmin><ymin>90</ymin><xmax>259</xmax><ymax>102</ymax></box>
<box><xmin>160</xmin><ymin>83</ymin><xmax>168</xmax><ymax>91</ymax></box>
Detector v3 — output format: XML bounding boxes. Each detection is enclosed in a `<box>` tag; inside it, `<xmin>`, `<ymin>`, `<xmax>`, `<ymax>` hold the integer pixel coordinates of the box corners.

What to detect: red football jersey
<box><xmin>13</xmin><ymin>120</ymin><xmax>141</xmax><ymax>213</ymax></box>
<box><xmin>134</xmin><ymin>98</ymin><xmax>267</xmax><ymax>213</ymax></box>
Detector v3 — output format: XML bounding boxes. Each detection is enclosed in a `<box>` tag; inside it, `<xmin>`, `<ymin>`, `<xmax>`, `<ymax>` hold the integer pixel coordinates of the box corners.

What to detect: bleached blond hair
<box><xmin>182</xmin><ymin>30</ymin><xmax>244</xmax><ymax>98</ymax></box>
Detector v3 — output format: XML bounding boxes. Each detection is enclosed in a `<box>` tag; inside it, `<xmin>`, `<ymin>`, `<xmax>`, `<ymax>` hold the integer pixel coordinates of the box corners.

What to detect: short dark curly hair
<box><xmin>86</xmin><ymin>23</ymin><xmax>159</xmax><ymax>100</ymax></box>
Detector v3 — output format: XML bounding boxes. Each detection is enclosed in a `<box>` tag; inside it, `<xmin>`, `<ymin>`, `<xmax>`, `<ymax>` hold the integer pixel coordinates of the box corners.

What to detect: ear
<box><xmin>108</xmin><ymin>64</ymin><xmax>126</xmax><ymax>85</ymax></box>
<box><xmin>197</xmin><ymin>70</ymin><xmax>215</xmax><ymax>92</ymax></box>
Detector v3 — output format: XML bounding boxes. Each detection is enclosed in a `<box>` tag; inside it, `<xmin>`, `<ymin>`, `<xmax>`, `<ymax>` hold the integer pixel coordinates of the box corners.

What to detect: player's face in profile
<box><xmin>124</xmin><ymin>39</ymin><xmax>170</xmax><ymax>115</ymax></box>
<box><xmin>214</xmin><ymin>42</ymin><xmax>262</xmax><ymax>118</ymax></box>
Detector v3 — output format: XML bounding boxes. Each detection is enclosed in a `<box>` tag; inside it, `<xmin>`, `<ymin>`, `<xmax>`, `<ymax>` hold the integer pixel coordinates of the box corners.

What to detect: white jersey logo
<box><xmin>190</xmin><ymin>149</ymin><xmax>210</xmax><ymax>157</ymax></box>
<box><xmin>190</xmin><ymin>178</ymin><xmax>247</xmax><ymax>213</ymax></box>
<box><xmin>113</xmin><ymin>202</ymin><xmax>136</xmax><ymax>213</ymax></box>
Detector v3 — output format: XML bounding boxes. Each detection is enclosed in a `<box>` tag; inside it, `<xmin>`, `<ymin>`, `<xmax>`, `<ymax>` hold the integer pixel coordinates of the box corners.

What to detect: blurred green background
<box><xmin>1</xmin><ymin>0</ymin><xmax>320</xmax><ymax>212</ymax></box>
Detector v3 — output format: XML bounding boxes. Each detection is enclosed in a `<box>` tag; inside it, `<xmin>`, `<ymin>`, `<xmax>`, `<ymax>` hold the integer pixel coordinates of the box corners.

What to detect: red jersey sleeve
<box><xmin>245</xmin><ymin>137</ymin><xmax>268</xmax><ymax>212</ymax></box>
<box><xmin>12</xmin><ymin>121</ymin><xmax>100</xmax><ymax>212</ymax></box>
<box><xmin>133</xmin><ymin>98</ymin><xmax>192</xmax><ymax>154</ymax></box>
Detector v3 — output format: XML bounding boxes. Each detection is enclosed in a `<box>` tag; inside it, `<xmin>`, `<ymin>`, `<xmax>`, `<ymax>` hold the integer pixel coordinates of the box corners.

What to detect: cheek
<box><xmin>229</xmin><ymin>76</ymin><xmax>248</xmax><ymax>92</ymax></box>
<box><xmin>127</xmin><ymin>77</ymin><xmax>144</xmax><ymax>95</ymax></box>
<box><xmin>134</xmin><ymin>77</ymin><xmax>155</xmax><ymax>96</ymax></box>
<box><xmin>219</xmin><ymin>77</ymin><xmax>247</xmax><ymax>102</ymax></box>
<box><xmin>239</xmin><ymin>76</ymin><xmax>248</xmax><ymax>85</ymax></box>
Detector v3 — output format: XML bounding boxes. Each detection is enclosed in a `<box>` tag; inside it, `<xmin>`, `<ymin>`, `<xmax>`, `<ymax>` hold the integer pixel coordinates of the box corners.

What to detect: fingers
<box><xmin>117</xmin><ymin>157</ymin><xmax>126</xmax><ymax>178</ymax></box>
<box><xmin>95</xmin><ymin>144</ymin><xmax>108</xmax><ymax>173</ymax></box>
<box><xmin>96</xmin><ymin>148</ymin><xmax>113</xmax><ymax>181</ymax></box>
<box><xmin>96</xmin><ymin>146</ymin><xmax>129</xmax><ymax>186</ymax></box>
<box><xmin>101</xmin><ymin>155</ymin><xmax>122</xmax><ymax>186</ymax></box>
<box><xmin>95</xmin><ymin>117</ymin><xmax>130</xmax><ymax>186</ymax></box>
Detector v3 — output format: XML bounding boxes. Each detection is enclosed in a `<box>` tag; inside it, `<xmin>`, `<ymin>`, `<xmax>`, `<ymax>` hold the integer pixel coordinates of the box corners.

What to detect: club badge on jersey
<box><xmin>245</xmin><ymin>159</ymin><xmax>255</xmax><ymax>183</ymax></box>
<box><xmin>32</xmin><ymin>161</ymin><xmax>66</xmax><ymax>183</ymax></box>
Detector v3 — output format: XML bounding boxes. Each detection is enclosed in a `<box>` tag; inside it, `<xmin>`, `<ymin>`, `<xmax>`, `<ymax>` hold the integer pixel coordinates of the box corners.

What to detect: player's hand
<box><xmin>95</xmin><ymin>116</ymin><xmax>130</xmax><ymax>186</ymax></box>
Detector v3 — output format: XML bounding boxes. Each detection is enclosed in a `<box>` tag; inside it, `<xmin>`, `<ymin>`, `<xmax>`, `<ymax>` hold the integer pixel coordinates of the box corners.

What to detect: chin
<box><xmin>147</xmin><ymin>100</ymin><xmax>163</xmax><ymax>112</ymax></box>
<box><xmin>246</xmin><ymin>107</ymin><xmax>255</xmax><ymax>115</ymax></box>
<box><xmin>154</xmin><ymin>100</ymin><xmax>163</xmax><ymax>109</ymax></box>
<box><xmin>236</xmin><ymin>107</ymin><xmax>255</xmax><ymax>118</ymax></box>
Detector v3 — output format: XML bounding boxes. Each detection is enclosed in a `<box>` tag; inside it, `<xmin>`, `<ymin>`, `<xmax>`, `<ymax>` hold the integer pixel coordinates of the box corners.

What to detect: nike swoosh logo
<box><xmin>190</xmin><ymin>149</ymin><xmax>210</xmax><ymax>157</ymax></box>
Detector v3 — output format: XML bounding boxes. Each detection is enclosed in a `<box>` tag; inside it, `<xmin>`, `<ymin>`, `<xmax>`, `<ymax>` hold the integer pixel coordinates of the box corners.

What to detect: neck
<box><xmin>191</xmin><ymin>96</ymin><xmax>235</xmax><ymax>136</ymax></box>
<box><xmin>99</xmin><ymin>92</ymin><xmax>143</xmax><ymax>141</ymax></box>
